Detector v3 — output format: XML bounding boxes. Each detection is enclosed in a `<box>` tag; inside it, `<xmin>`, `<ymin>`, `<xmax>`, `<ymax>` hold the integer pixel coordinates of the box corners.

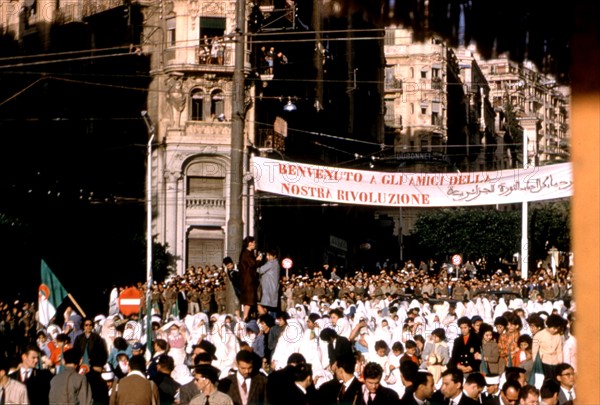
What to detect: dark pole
<box><xmin>226</xmin><ymin>0</ymin><xmax>246</xmax><ymax>313</ymax></box>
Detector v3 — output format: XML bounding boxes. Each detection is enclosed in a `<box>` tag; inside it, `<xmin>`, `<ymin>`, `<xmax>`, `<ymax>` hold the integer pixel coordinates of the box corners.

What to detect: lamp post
<box><xmin>141</xmin><ymin>110</ymin><xmax>154</xmax><ymax>354</ymax></box>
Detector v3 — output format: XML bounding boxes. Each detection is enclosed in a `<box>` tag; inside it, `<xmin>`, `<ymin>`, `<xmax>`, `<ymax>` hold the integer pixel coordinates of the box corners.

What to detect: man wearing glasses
<box><xmin>74</xmin><ymin>318</ymin><xmax>108</xmax><ymax>372</ymax></box>
<box><xmin>555</xmin><ymin>363</ymin><xmax>575</xmax><ymax>405</ymax></box>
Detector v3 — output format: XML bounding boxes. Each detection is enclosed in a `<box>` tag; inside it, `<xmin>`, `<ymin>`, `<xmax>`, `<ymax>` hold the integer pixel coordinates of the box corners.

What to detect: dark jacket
<box><xmin>9</xmin><ymin>367</ymin><xmax>53</xmax><ymax>405</ymax></box>
<box><xmin>448</xmin><ymin>333</ymin><xmax>482</xmax><ymax>372</ymax></box>
<box><xmin>317</xmin><ymin>376</ymin><xmax>364</xmax><ymax>405</ymax></box>
<box><xmin>327</xmin><ymin>336</ymin><xmax>354</xmax><ymax>366</ymax></box>
<box><xmin>218</xmin><ymin>372</ymin><xmax>268</xmax><ymax>405</ymax></box>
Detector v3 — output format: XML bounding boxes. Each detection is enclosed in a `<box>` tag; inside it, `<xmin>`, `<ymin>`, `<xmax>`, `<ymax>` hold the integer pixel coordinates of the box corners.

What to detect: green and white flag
<box><xmin>528</xmin><ymin>351</ymin><xmax>545</xmax><ymax>389</ymax></box>
<box><xmin>38</xmin><ymin>259</ymin><xmax>68</xmax><ymax>327</ymax></box>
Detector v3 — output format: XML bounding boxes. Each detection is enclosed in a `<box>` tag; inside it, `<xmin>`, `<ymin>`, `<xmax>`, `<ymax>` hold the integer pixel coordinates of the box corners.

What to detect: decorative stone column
<box><xmin>165</xmin><ymin>170</ymin><xmax>182</xmax><ymax>259</ymax></box>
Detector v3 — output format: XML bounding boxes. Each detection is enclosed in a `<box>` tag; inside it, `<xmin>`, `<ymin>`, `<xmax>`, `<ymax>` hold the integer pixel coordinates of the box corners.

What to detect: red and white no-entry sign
<box><xmin>282</xmin><ymin>258</ymin><xmax>293</xmax><ymax>269</ymax></box>
<box><xmin>119</xmin><ymin>287</ymin><xmax>143</xmax><ymax>316</ymax></box>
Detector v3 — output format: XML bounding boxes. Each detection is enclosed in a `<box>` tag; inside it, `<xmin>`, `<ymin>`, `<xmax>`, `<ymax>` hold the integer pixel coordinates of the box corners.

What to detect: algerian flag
<box><xmin>38</xmin><ymin>260</ymin><xmax>68</xmax><ymax>327</ymax></box>
<box><xmin>528</xmin><ymin>351</ymin><xmax>545</xmax><ymax>389</ymax></box>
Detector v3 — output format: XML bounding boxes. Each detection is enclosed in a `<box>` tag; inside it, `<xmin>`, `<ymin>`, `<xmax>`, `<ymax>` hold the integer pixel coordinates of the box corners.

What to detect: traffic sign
<box><xmin>282</xmin><ymin>258</ymin><xmax>293</xmax><ymax>269</ymax></box>
<box><xmin>118</xmin><ymin>286</ymin><xmax>143</xmax><ymax>316</ymax></box>
<box><xmin>452</xmin><ymin>254</ymin><xmax>462</xmax><ymax>266</ymax></box>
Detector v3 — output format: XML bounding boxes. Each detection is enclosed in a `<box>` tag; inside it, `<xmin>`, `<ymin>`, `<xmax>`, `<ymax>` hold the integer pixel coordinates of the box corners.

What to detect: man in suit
<box><xmin>319</xmin><ymin>328</ymin><xmax>353</xmax><ymax>368</ymax></box>
<box><xmin>287</xmin><ymin>363</ymin><xmax>318</xmax><ymax>405</ymax></box>
<box><xmin>448</xmin><ymin>317</ymin><xmax>482</xmax><ymax>374</ymax></box>
<box><xmin>217</xmin><ymin>350</ymin><xmax>268</xmax><ymax>405</ymax></box>
<box><xmin>147</xmin><ymin>338</ymin><xmax>168</xmax><ymax>379</ymax></box>
<box><xmin>399</xmin><ymin>371</ymin><xmax>434</xmax><ymax>405</ymax></box>
<box><xmin>150</xmin><ymin>354</ymin><xmax>181</xmax><ymax>405</ymax></box>
<box><xmin>317</xmin><ymin>353</ymin><xmax>363</xmax><ymax>405</ymax></box>
<box><xmin>463</xmin><ymin>372</ymin><xmax>487</xmax><ymax>403</ymax></box>
<box><xmin>109</xmin><ymin>354</ymin><xmax>160</xmax><ymax>405</ymax></box>
<box><xmin>480</xmin><ymin>375</ymin><xmax>500</xmax><ymax>404</ymax></box>
<box><xmin>362</xmin><ymin>362</ymin><xmax>401</xmax><ymax>405</ymax></box>
<box><xmin>539</xmin><ymin>379</ymin><xmax>560</xmax><ymax>405</ymax></box>
<box><xmin>518</xmin><ymin>385</ymin><xmax>540</xmax><ymax>405</ymax></box>
<box><xmin>0</xmin><ymin>356</ymin><xmax>29</xmax><ymax>404</ymax></box>
<box><xmin>267</xmin><ymin>353</ymin><xmax>306</xmax><ymax>405</ymax></box>
<box><xmin>432</xmin><ymin>368</ymin><xmax>479</xmax><ymax>405</ymax></box>
<box><xmin>497</xmin><ymin>380</ymin><xmax>520</xmax><ymax>405</ymax></box>
<box><xmin>9</xmin><ymin>344</ymin><xmax>53</xmax><ymax>405</ymax></box>
<box><xmin>555</xmin><ymin>363</ymin><xmax>575</xmax><ymax>405</ymax></box>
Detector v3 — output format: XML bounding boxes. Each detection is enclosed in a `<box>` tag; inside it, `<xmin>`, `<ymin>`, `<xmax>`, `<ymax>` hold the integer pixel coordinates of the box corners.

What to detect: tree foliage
<box><xmin>529</xmin><ymin>200</ymin><xmax>571</xmax><ymax>258</ymax></box>
<box><xmin>412</xmin><ymin>207</ymin><xmax>521</xmax><ymax>261</ymax></box>
<box><xmin>412</xmin><ymin>202</ymin><xmax>571</xmax><ymax>263</ymax></box>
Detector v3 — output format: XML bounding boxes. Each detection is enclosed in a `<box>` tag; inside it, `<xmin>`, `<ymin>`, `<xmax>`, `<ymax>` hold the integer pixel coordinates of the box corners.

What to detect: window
<box><xmin>166</xmin><ymin>18</ymin><xmax>176</xmax><ymax>47</ymax></box>
<box><xmin>199</xmin><ymin>17</ymin><xmax>226</xmax><ymax>40</ymax></box>
<box><xmin>191</xmin><ymin>89</ymin><xmax>204</xmax><ymax>121</ymax></box>
<box><xmin>384</xmin><ymin>99</ymin><xmax>395</xmax><ymax>125</ymax></box>
<box><xmin>384</xmin><ymin>29</ymin><xmax>396</xmax><ymax>45</ymax></box>
<box><xmin>188</xmin><ymin>176</ymin><xmax>225</xmax><ymax>198</ymax></box>
<box><xmin>211</xmin><ymin>90</ymin><xmax>225</xmax><ymax>118</ymax></box>
<box><xmin>409</xmin><ymin>67</ymin><xmax>414</xmax><ymax>78</ymax></box>
<box><xmin>410</xmin><ymin>103</ymin><xmax>414</xmax><ymax>114</ymax></box>
<box><xmin>420</xmin><ymin>69</ymin><xmax>427</xmax><ymax>79</ymax></box>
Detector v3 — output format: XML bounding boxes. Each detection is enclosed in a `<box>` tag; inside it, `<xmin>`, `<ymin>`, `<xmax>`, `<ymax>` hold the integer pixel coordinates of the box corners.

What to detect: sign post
<box><xmin>282</xmin><ymin>258</ymin><xmax>293</xmax><ymax>279</ymax></box>
<box><xmin>452</xmin><ymin>254</ymin><xmax>462</xmax><ymax>279</ymax></box>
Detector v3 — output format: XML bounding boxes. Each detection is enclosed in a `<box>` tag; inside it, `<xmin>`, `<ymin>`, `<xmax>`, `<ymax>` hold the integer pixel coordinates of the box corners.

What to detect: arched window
<box><xmin>409</xmin><ymin>67</ymin><xmax>414</xmax><ymax>78</ymax></box>
<box><xmin>191</xmin><ymin>89</ymin><xmax>204</xmax><ymax>121</ymax></box>
<box><xmin>211</xmin><ymin>89</ymin><xmax>225</xmax><ymax>119</ymax></box>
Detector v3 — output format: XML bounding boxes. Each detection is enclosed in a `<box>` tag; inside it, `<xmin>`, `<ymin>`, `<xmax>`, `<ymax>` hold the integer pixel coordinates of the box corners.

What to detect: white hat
<box><xmin>101</xmin><ymin>364</ymin><xmax>114</xmax><ymax>381</ymax></box>
<box><xmin>485</xmin><ymin>375</ymin><xmax>500</xmax><ymax>385</ymax></box>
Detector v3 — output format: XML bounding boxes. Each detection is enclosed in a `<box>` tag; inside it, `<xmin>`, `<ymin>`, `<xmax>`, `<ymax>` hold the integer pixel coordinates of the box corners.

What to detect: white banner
<box><xmin>251</xmin><ymin>157</ymin><xmax>573</xmax><ymax>207</ymax></box>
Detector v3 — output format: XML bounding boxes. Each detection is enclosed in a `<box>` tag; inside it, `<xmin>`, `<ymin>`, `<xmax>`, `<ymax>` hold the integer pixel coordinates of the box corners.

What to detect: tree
<box><xmin>133</xmin><ymin>235</ymin><xmax>178</xmax><ymax>284</ymax></box>
<box><xmin>529</xmin><ymin>200</ymin><xmax>571</xmax><ymax>261</ymax></box>
<box><xmin>412</xmin><ymin>207</ymin><xmax>521</xmax><ymax>261</ymax></box>
<box><xmin>412</xmin><ymin>202</ymin><xmax>571</xmax><ymax>265</ymax></box>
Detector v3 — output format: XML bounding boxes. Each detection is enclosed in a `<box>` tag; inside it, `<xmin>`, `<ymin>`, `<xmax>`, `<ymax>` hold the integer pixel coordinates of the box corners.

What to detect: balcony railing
<box><xmin>186</xmin><ymin>197</ymin><xmax>226</xmax><ymax>209</ymax></box>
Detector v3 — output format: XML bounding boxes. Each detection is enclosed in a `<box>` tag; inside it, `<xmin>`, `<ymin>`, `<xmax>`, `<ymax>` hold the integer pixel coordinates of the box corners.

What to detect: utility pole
<box><xmin>226</xmin><ymin>0</ymin><xmax>246</xmax><ymax>313</ymax></box>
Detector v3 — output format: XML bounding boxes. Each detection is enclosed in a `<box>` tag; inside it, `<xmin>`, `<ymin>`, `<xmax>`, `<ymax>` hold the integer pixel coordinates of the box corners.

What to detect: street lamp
<box><xmin>141</xmin><ymin>110</ymin><xmax>154</xmax><ymax>354</ymax></box>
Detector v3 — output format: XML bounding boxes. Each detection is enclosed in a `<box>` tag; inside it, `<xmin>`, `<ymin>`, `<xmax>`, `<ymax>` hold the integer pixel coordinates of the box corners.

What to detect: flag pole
<box><xmin>67</xmin><ymin>293</ymin><xmax>87</xmax><ymax>318</ymax></box>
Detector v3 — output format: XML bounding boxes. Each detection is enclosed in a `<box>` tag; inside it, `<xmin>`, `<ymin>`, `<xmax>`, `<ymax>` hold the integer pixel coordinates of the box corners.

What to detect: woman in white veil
<box><xmin>184</xmin><ymin>312</ymin><xmax>209</xmax><ymax>353</ymax></box>
<box><xmin>208</xmin><ymin>314</ymin><xmax>240</xmax><ymax>377</ymax></box>
<box><xmin>270</xmin><ymin>318</ymin><xmax>305</xmax><ymax>371</ymax></box>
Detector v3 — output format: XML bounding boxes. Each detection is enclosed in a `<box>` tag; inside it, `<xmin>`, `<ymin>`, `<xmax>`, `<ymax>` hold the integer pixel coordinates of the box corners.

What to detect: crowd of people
<box><xmin>0</xmin><ymin>236</ymin><xmax>576</xmax><ymax>404</ymax></box>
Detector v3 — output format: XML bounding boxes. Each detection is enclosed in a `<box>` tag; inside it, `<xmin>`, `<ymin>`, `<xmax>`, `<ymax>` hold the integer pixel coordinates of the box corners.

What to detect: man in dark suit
<box><xmin>362</xmin><ymin>362</ymin><xmax>401</xmax><ymax>405</ymax></box>
<box><xmin>8</xmin><ymin>344</ymin><xmax>53</xmax><ymax>405</ymax></box>
<box><xmin>267</xmin><ymin>352</ymin><xmax>306</xmax><ymax>405</ymax></box>
<box><xmin>480</xmin><ymin>374</ymin><xmax>500</xmax><ymax>404</ymax></box>
<box><xmin>431</xmin><ymin>368</ymin><xmax>479</xmax><ymax>405</ymax></box>
<box><xmin>150</xmin><ymin>354</ymin><xmax>181</xmax><ymax>405</ymax></box>
<box><xmin>448</xmin><ymin>317</ymin><xmax>482</xmax><ymax>374</ymax></box>
<box><xmin>287</xmin><ymin>363</ymin><xmax>318</xmax><ymax>405</ymax></box>
<box><xmin>319</xmin><ymin>328</ymin><xmax>353</xmax><ymax>367</ymax></box>
<box><xmin>497</xmin><ymin>380</ymin><xmax>520</xmax><ymax>405</ymax></box>
<box><xmin>399</xmin><ymin>371</ymin><xmax>435</xmax><ymax>405</ymax></box>
<box><xmin>317</xmin><ymin>353</ymin><xmax>363</xmax><ymax>405</ymax></box>
<box><xmin>218</xmin><ymin>350</ymin><xmax>268</xmax><ymax>405</ymax></box>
